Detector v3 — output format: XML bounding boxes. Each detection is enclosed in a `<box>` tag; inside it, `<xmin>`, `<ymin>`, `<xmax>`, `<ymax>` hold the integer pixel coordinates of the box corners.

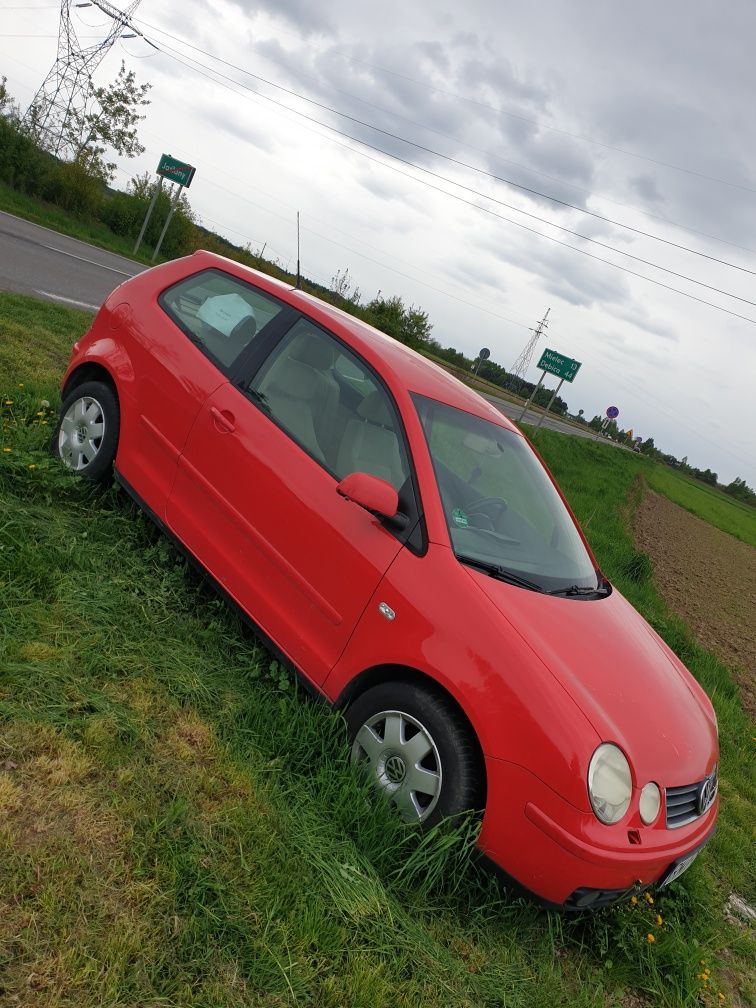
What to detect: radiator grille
<box><xmin>665</xmin><ymin>766</ymin><xmax>717</xmax><ymax>829</ymax></box>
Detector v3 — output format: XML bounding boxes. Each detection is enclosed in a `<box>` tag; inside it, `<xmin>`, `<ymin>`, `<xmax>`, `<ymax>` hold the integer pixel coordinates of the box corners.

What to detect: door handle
<box><xmin>210</xmin><ymin>406</ymin><xmax>236</xmax><ymax>433</ymax></box>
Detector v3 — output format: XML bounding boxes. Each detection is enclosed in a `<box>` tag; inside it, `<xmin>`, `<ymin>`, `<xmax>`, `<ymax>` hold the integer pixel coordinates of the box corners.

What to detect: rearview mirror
<box><xmin>336</xmin><ymin>472</ymin><xmax>399</xmax><ymax>519</ymax></box>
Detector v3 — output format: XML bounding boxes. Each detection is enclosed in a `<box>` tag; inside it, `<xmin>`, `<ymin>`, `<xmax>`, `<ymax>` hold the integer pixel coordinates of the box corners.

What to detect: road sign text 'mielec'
<box><xmin>536</xmin><ymin>348</ymin><xmax>582</xmax><ymax>383</ymax></box>
<box><xmin>156</xmin><ymin>154</ymin><xmax>196</xmax><ymax>188</ymax></box>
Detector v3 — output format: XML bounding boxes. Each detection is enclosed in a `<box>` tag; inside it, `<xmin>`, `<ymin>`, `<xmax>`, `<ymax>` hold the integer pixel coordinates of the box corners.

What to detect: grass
<box><xmin>644</xmin><ymin>465</ymin><xmax>756</xmax><ymax>549</ymax></box>
<box><xmin>0</xmin><ymin>292</ymin><xmax>754</xmax><ymax>1007</ymax></box>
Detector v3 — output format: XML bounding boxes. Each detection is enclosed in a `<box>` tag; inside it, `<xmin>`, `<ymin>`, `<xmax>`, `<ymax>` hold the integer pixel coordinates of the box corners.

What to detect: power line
<box><xmin>248</xmin><ymin>21</ymin><xmax>756</xmax><ymax>197</ymax></box>
<box><xmin>130</xmin><ymin>33</ymin><xmax>756</xmax><ymax>325</ymax></box>
<box><xmin>134</xmin><ymin>18</ymin><xmax>756</xmax><ymax>280</ymax></box>
<box><xmin>130</xmin><ymin>26</ymin><xmax>756</xmax><ymax>259</ymax></box>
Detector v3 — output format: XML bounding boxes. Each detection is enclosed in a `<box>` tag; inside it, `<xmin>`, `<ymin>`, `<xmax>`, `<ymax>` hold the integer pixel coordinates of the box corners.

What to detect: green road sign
<box><xmin>156</xmin><ymin>153</ymin><xmax>196</xmax><ymax>188</ymax></box>
<box><xmin>536</xmin><ymin>348</ymin><xmax>582</xmax><ymax>383</ymax></box>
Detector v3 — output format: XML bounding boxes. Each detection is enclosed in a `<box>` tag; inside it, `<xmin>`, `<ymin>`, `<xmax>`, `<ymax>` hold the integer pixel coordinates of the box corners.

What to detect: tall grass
<box><xmin>0</xmin><ymin>295</ymin><xmax>753</xmax><ymax>1007</ymax></box>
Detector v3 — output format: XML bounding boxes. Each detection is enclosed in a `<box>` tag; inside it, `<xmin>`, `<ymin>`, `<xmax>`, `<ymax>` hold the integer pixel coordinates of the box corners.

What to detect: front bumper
<box><xmin>478</xmin><ymin>755</ymin><xmax>718</xmax><ymax>909</ymax></box>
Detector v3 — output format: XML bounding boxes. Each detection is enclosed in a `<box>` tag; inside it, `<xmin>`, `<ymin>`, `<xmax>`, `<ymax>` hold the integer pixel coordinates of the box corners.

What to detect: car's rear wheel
<box><xmin>346</xmin><ymin>680</ymin><xmax>481</xmax><ymax>828</ymax></box>
<box><xmin>55</xmin><ymin>380</ymin><xmax>119</xmax><ymax>482</ymax></box>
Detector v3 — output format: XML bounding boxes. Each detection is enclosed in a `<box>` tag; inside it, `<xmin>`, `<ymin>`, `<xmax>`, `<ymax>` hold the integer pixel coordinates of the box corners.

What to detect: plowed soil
<box><xmin>634</xmin><ymin>487</ymin><xmax>756</xmax><ymax>717</ymax></box>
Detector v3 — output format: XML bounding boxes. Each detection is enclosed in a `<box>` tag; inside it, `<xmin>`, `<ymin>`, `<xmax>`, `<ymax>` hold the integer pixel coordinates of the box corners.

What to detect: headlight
<box><xmin>639</xmin><ymin>782</ymin><xmax>661</xmax><ymax>824</ymax></box>
<box><xmin>588</xmin><ymin>743</ymin><xmax>632</xmax><ymax>824</ymax></box>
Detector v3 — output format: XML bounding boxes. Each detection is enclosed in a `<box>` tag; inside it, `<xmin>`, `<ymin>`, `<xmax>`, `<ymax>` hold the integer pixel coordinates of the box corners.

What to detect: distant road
<box><xmin>0</xmin><ymin>209</ymin><xmax>610</xmax><ymax>443</ymax></box>
<box><xmin>0</xmin><ymin>209</ymin><xmax>144</xmax><ymax>311</ymax></box>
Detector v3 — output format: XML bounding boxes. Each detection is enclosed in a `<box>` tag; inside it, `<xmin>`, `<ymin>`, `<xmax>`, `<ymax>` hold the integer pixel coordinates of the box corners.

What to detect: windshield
<box><xmin>414</xmin><ymin>395</ymin><xmax>600</xmax><ymax>593</ymax></box>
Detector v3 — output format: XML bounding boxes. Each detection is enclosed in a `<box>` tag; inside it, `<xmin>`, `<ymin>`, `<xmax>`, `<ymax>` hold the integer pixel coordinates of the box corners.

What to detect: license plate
<box><xmin>658</xmin><ymin>850</ymin><xmax>699</xmax><ymax>888</ymax></box>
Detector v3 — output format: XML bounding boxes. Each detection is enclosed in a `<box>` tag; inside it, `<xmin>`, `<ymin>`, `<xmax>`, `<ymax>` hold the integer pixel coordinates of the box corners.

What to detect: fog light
<box><xmin>639</xmin><ymin>782</ymin><xmax>661</xmax><ymax>825</ymax></box>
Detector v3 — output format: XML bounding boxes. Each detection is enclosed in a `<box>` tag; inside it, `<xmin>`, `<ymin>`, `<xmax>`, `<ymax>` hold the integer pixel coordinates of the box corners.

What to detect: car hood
<box><xmin>468</xmin><ymin>572</ymin><xmax>718</xmax><ymax>786</ymax></box>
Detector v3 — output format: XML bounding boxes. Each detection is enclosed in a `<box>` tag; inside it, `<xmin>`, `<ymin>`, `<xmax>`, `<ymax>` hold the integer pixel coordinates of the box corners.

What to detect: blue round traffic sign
<box><xmin>606</xmin><ymin>406</ymin><xmax>619</xmax><ymax>419</ymax></box>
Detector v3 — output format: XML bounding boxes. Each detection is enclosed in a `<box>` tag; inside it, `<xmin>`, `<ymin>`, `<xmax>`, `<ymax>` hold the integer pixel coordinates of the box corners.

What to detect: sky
<box><xmin>2</xmin><ymin>0</ymin><xmax>755</xmax><ymax>485</ymax></box>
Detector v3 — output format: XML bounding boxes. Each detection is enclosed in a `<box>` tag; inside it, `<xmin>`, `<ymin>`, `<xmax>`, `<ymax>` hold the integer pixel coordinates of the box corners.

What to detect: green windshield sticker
<box><xmin>451</xmin><ymin>508</ymin><xmax>469</xmax><ymax>528</ymax></box>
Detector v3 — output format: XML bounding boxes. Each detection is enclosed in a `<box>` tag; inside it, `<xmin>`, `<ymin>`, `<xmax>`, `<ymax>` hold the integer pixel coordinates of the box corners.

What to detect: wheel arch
<box><xmin>335</xmin><ymin>663</ymin><xmax>488</xmax><ymax>808</ymax></box>
<box><xmin>62</xmin><ymin>361</ymin><xmax>119</xmax><ymax>401</ymax></box>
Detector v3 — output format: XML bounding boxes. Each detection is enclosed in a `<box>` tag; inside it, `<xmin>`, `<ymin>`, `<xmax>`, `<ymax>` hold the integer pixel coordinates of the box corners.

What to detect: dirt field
<box><xmin>634</xmin><ymin>487</ymin><xmax>756</xmax><ymax>716</ymax></box>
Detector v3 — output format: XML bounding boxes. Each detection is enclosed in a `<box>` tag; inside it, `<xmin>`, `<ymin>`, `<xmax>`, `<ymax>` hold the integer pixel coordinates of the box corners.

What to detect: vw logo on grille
<box><xmin>697</xmin><ymin>767</ymin><xmax>718</xmax><ymax>815</ymax></box>
<box><xmin>385</xmin><ymin>755</ymin><xmax>406</xmax><ymax>784</ymax></box>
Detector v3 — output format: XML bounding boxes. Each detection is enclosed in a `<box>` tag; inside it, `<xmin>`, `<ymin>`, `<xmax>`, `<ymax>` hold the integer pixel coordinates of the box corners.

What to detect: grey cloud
<box><xmin>192</xmin><ymin>100</ymin><xmax>275</xmax><ymax>152</ymax></box>
<box><xmin>628</xmin><ymin>175</ymin><xmax>665</xmax><ymax>205</ymax></box>
<box><xmin>227</xmin><ymin>0</ymin><xmax>333</xmax><ymax>34</ymax></box>
<box><xmin>458</xmin><ymin>54</ymin><xmax>549</xmax><ymax>108</ymax></box>
<box><xmin>608</xmin><ymin>302</ymin><xmax>679</xmax><ymax>342</ymax></box>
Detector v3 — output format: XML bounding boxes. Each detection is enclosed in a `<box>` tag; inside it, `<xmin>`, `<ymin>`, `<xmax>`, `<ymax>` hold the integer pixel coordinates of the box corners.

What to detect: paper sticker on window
<box><xmin>452</xmin><ymin>508</ymin><xmax>469</xmax><ymax>528</ymax></box>
<box><xmin>197</xmin><ymin>293</ymin><xmax>255</xmax><ymax>337</ymax></box>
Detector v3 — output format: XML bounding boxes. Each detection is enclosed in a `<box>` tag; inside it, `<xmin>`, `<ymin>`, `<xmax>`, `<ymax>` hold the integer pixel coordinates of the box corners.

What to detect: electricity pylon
<box><xmin>509</xmin><ymin>308</ymin><xmax>550</xmax><ymax>379</ymax></box>
<box><xmin>22</xmin><ymin>0</ymin><xmax>143</xmax><ymax>158</ymax></box>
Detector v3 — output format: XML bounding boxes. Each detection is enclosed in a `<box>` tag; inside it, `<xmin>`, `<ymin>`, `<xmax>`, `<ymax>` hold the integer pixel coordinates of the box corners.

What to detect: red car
<box><xmin>55</xmin><ymin>252</ymin><xmax>719</xmax><ymax>909</ymax></box>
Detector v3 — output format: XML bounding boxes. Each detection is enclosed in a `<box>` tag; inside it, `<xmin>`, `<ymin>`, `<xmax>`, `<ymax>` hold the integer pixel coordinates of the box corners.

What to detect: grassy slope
<box><xmin>0</xmin><ymin>293</ymin><xmax>753</xmax><ymax>1008</ymax></box>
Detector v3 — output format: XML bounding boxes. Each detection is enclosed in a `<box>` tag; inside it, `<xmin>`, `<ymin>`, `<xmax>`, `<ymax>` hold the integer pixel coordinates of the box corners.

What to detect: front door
<box><xmin>166</xmin><ymin>317</ymin><xmax>415</xmax><ymax>684</ymax></box>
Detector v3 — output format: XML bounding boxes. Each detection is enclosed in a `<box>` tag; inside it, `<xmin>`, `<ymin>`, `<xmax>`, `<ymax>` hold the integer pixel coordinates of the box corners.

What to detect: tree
<box><xmin>364</xmin><ymin>294</ymin><xmax>433</xmax><ymax>346</ymax></box>
<box><xmin>0</xmin><ymin>75</ymin><xmax>18</xmax><ymax>119</ymax></box>
<box><xmin>65</xmin><ymin>61</ymin><xmax>151</xmax><ymax>181</ymax></box>
<box><xmin>723</xmin><ymin>477</ymin><xmax>756</xmax><ymax>506</ymax></box>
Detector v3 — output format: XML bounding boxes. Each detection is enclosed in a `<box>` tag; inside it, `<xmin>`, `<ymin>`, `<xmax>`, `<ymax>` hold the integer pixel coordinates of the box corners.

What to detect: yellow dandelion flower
<box><xmin>2</xmin><ymin>447</ymin><xmax>11</xmax><ymax>453</ymax></box>
<box><xmin>646</xmin><ymin>933</ymin><xmax>655</xmax><ymax>944</ymax></box>
<box><xmin>630</xmin><ymin>895</ymin><xmax>638</xmax><ymax>905</ymax></box>
<box><xmin>656</xmin><ymin>914</ymin><xmax>663</xmax><ymax>926</ymax></box>
<box><xmin>4</xmin><ymin>400</ymin><xmax>12</xmax><ymax>405</ymax></box>
<box><xmin>17</xmin><ymin>383</ymin><xmax>24</xmax><ymax>388</ymax></box>
<box><xmin>36</xmin><ymin>411</ymin><xmax>44</xmax><ymax>416</ymax></box>
<box><xmin>27</xmin><ymin>463</ymin><xmax>37</xmax><ymax>470</ymax></box>
<box><xmin>718</xmin><ymin>994</ymin><xmax>725</xmax><ymax>1002</ymax></box>
<box><xmin>644</xmin><ymin>892</ymin><xmax>654</xmax><ymax>905</ymax></box>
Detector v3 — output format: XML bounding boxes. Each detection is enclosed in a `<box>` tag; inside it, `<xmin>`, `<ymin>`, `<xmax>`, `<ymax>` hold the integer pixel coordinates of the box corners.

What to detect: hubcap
<box><xmin>58</xmin><ymin>396</ymin><xmax>105</xmax><ymax>471</ymax></box>
<box><xmin>351</xmin><ymin>709</ymin><xmax>442</xmax><ymax>823</ymax></box>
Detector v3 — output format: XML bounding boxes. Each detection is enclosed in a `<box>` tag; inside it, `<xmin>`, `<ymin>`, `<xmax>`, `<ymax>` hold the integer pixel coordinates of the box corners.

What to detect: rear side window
<box><xmin>160</xmin><ymin>269</ymin><xmax>285</xmax><ymax>371</ymax></box>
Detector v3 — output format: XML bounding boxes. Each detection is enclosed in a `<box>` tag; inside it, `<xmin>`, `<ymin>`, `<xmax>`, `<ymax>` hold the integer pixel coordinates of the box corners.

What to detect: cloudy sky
<box><xmin>3</xmin><ymin>0</ymin><xmax>755</xmax><ymax>485</ymax></box>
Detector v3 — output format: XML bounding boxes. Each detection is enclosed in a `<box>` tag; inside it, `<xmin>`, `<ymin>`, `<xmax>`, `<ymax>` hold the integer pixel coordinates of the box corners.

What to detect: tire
<box><xmin>346</xmin><ymin>680</ymin><xmax>482</xmax><ymax>828</ymax></box>
<box><xmin>54</xmin><ymin>380</ymin><xmax>120</xmax><ymax>482</ymax></box>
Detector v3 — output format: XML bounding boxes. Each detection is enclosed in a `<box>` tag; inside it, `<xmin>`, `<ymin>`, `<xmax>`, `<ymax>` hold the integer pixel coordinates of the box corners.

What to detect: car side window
<box><xmin>248</xmin><ymin>319</ymin><xmax>410</xmax><ymax>491</ymax></box>
<box><xmin>160</xmin><ymin>269</ymin><xmax>285</xmax><ymax>371</ymax></box>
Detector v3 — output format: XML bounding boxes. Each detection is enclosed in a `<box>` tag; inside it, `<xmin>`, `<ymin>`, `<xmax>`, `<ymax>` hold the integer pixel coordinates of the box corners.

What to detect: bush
<box><xmin>40</xmin><ymin>159</ymin><xmax>104</xmax><ymax>218</ymax></box>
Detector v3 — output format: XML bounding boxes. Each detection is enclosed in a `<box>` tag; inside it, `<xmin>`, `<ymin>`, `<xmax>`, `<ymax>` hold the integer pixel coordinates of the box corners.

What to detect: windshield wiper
<box><xmin>457</xmin><ymin>555</ymin><xmax>545</xmax><ymax>593</ymax></box>
<box><xmin>548</xmin><ymin>583</ymin><xmax>610</xmax><ymax>597</ymax></box>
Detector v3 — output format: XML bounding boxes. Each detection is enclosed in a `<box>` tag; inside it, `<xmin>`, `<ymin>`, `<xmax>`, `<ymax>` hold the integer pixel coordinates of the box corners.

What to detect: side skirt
<box><xmin>113</xmin><ymin>468</ymin><xmax>327</xmax><ymax>704</ymax></box>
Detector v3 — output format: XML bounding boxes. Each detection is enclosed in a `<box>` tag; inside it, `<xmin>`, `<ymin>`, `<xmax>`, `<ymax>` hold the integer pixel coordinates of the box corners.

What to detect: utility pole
<box><xmin>22</xmin><ymin>0</ymin><xmax>144</xmax><ymax>159</ymax></box>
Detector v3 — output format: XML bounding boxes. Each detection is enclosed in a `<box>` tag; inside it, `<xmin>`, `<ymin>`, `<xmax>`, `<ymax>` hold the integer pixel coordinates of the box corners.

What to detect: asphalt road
<box><xmin>0</xmin><ymin>209</ymin><xmax>610</xmax><ymax>443</ymax></box>
<box><xmin>0</xmin><ymin>209</ymin><xmax>144</xmax><ymax>311</ymax></box>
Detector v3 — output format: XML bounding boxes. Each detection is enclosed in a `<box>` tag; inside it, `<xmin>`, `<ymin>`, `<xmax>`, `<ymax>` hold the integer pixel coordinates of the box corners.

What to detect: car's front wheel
<box><xmin>346</xmin><ymin>680</ymin><xmax>482</xmax><ymax>828</ymax></box>
<box><xmin>55</xmin><ymin>380</ymin><xmax>120</xmax><ymax>482</ymax></box>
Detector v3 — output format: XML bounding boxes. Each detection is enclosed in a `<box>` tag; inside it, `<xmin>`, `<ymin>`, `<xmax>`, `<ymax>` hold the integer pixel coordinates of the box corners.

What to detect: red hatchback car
<box><xmin>55</xmin><ymin>252</ymin><xmax>719</xmax><ymax>910</ymax></box>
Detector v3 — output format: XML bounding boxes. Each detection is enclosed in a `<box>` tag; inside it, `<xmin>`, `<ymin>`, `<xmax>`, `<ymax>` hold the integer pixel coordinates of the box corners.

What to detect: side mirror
<box><xmin>336</xmin><ymin>472</ymin><xmax>399</xmax><ymax>520</ymax></box>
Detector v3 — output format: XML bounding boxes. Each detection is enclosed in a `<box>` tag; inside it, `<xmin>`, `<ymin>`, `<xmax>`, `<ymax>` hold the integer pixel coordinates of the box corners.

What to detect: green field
<box><xmin>1</xmin><ymin>293</ymin><xmax>754</xmax><ymax>1008</ymax></box>
<box><xmin>645</xmin><ymin>466</ymin><xmax>756</xmax><ymax>549</ymax></box>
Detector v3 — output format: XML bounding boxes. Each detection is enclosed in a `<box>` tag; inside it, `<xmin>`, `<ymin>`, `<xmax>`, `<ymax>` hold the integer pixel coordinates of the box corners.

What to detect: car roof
<box><xmin>190</xmin><ymin>251</ymin><xmax>519</xmax><ymax>433</ymax></box>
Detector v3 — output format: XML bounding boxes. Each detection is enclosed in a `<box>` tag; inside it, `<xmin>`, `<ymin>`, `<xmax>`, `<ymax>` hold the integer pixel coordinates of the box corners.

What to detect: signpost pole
<box><xmin>152</xmin><ymin>182</ymin><xmax>184</xmax><ymax>263</ymax></box>
<box><xmin>133</xmin><ymin>176</ymin><xmax>163</xmax><ymax>256</ymax></box>
<box><xmin>517</xmin><ymin>371</ymin><xmax>545</xmax><ymax>421</ymax></box>
<box><xmin>531</xmin><ymin>377</ymin><xmax>565</xmax><ymax>435</ymax></box>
